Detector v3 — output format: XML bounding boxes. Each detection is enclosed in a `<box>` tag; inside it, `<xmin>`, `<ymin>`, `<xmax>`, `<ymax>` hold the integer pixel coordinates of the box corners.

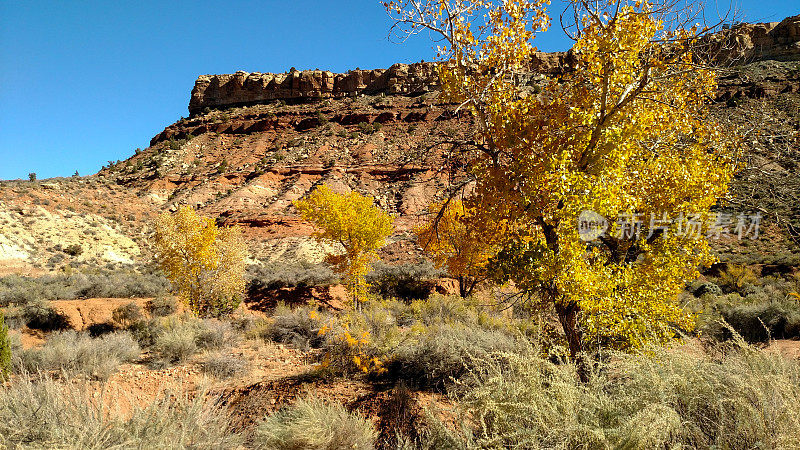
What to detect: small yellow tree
<box><xmin>415</xmin><ymin>199</ymin><xmax>503</xmax><ymax>297</ymax></box>
<box><xmin>153</xmin><ymin>206</ymin><xmax>246</xmax><ymax>317</ymax></box>
<box><xmin>294</xmin><ymin>185</ymin><xmax>394</xmax><ymax>305</ymax></box>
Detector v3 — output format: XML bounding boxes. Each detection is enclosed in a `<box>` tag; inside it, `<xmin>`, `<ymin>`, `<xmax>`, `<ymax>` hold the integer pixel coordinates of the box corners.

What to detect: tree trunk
<box><xmin>458</xmin><ymin>276</ymin><xmax>476</xmax><ymax>298</ymax></box>
<box><xmin>555</xmin><ymin>301</ymin><xmax>589</xmax><ymax>383</ymax></box>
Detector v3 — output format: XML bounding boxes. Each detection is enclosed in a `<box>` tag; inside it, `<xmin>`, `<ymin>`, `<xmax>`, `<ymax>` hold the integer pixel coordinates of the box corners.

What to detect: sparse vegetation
<box><xmin>148</xmin><ymin>316</ymin><xmax>234</xmax><ymax>365</ymax></box>
<box><xmin>421</xmin><ymin>340</ymin><xmax>800</xmax><ymax>449</ymax></box>
<box><xmin>254</xmin><ymin>397</ymin><xmax>376</xmax><ymax>450</ymax></box>
<box><xmin>0</xmin><ymin>269</ymin><xmax>170</xmax><ymax>308</ymax></box>
<box><xmin>15</xmin><ymin>331</ymin><xmax>139</xmax><ymax>380</ymax></box>
<box><xmin>201</xmin><ymin>352</ymin><xmax>249</xmax><ymax>379</ymax></box>
<box><xmin>0</xmin><ymin>376</ymin><xmax>242</xmax><ymax>448</ymax></box>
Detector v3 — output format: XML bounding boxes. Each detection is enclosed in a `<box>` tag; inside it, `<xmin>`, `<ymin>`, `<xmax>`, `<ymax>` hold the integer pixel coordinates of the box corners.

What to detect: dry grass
<box><xmin>420</xmin><ymin>338</ymin><xmax>800</xmax><ymax>449</ymax></box>
<box><xmin>0</xmin><ymin>376</ymin><xmax>242</xmax><ymax>449</ymax></box>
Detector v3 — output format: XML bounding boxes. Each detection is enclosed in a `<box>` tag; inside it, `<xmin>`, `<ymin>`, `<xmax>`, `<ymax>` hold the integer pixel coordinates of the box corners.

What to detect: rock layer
<box><xmin>188</xmin><ymin>16</ymin><xmax>800</xmax><ymax>116</ymax></box>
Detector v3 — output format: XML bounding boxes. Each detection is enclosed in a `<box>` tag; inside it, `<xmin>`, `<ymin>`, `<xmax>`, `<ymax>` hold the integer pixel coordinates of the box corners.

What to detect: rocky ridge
<box><xmin>189</xmin><ymin>16</ymin><xmax>799</xmax><ymax>115</ymax></box>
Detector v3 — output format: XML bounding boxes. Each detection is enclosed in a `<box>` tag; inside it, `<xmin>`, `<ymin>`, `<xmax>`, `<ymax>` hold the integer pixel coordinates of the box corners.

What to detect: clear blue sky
<box><xmin>0</xmin><ymin>1</ymin><xmax>796</xmax><ymax>180</ymax></box>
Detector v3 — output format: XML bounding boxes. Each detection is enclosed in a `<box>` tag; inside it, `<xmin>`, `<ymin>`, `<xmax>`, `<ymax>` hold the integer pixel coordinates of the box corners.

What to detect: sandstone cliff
<box><xmin>188</xmin><ymin>16</ymin><xmax>799</xmax><ymax>115</ymax></box>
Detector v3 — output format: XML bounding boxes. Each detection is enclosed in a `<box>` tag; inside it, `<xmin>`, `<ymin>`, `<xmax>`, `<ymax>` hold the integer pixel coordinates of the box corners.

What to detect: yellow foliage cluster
<box><xmin>314</xmin><ymin>310</ymin><xmax>386</xmax><ymax>375</ymax></box>
<box><xmin>415</xmin><ymin>199</ymin><xmax>505</xmax><ymax>297</ymax></box>
<box><xmin>294</xmin><ymin>185</ymin><xmax>394</xmax><ymax>305</ymax></box>
<box><xmin>152</xmin><ymin>206</ymin><xmax>246</xmax><ymax>317</ymax></box>
<box><xmin>388</xmin><ymin>0</ymin><xmax>738</xmax><ymax>356</ymax></box>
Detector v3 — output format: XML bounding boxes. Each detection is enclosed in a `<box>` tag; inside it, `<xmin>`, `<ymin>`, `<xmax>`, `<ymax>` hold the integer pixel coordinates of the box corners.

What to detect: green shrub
<box><xmin>254</xmin><ymin>397</ymin><xmax>376</xmax><ymax>450</ymax></box>
<box><xmin>711</xmin><ymin>298</ymin><xmax>800</xmax><ymax>342</ymax></box>
<box><xmin>422</xmin><ymin>342</ymin><xmax>800</xmax><ymax>449</ymax></box>
<box><xmin>367</xmin><ymin>261</ymin><xmax>444</xmax><ymax>301</ymax></box>
<box><xmin>151</xmin><ymin>317</ymin><xmax>234</xmax><ymax>365</ymax></box>
<box><xmin>357</xmin><ymin>121</ymin><xmax>375</xmax><ymax>134</ymax></box>
<box><xmin>145</xmin><ymin>296</ymin><xmax>178</xmax><ymax>317</ymax></box>
<box><xmin>267</xmin><ymin>304</ymin><xmax>326</xmax><ymax>349</ymax></box>
<box><xmin>388</xmin><ymin>324</ymin><xmax>522</xmax><ymax>390</ymax></box>
<box><xmin>0</xmin><ymin>376</ymin><xmax>242</xmax><ymax>448</ymax></box>
<box><xmin>693</xmin><ymin>281</ymin><xmax>722</xmax><ymax>297</ymax></box>
<box><xmin>0</xmin><ymin>310</ymin><xmax>10</xmax><ymax>380</ymax></box>
<box><xmin>22</xmin><ymin>300</ymin><xmax>70</xmax><ymax>331</ymax></box>
<box><xmin>246</xmin><ymin>261</ymin><xmax>337</xmax><ymax>292</ymax></box>
<box><xmin>17</xmin><ymin>331</ymin><xmax>139</xmax><ymax>380</ymax></box>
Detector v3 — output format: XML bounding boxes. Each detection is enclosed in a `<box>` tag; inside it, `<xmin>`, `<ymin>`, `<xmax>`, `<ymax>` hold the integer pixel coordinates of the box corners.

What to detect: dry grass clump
<box><xmin>253</xmin><ymin>396</ymin><xmax>376</xmax><ymax>450</ymax></box>
<box><xmin>149</xmin><ymin>317</ymin><xmax>235</xmax><ymax>366</ymax></box>
<box><xmin>201</xmin><ymin>352</ymin><xmax>249</xmax><ymax>379</ymax></box>
<box><xmin>421</xmin><ymin>339</ymin><xmax>800</xmax><ymax>449</ymax></box>
<box><xmin>0</xmin><ymin>376</ymin><xmax>242</xmax><ymax>449</ymax></box>
<box><xmin>15</xmin><ymin>330</ymin><xmax>139</xmax><ymax>380</ymax></box>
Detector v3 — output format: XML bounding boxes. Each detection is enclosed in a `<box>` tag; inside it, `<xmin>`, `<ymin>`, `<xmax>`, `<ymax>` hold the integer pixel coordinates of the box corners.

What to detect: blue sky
<box><xmin>0</xmin><ymin>1</ymin><xmax>796</xmax><ymax>180</ymax></box>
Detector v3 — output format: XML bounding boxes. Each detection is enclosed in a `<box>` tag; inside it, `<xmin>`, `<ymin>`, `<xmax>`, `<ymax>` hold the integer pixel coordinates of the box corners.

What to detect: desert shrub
<box><xmin>0</xmin><ymin>270</ymin><xmax>169</xmax><ymax>307</ymax></box>
<box><xmin>0</xmin><ymin>376</ymin><xmax>242</xmax><ymax>448</ymax></box>
<box><xmin>152</xmin><ymin>323</ymin><xmax>198</xmax><ymax>364</ymax></box>
<box><xmin>253</xmin><ymin>397</ymin><xmax>376</xmax><ymax>450</ymax></box>
<box><xmin>357</xmin><ymin>121</ymin><xmax>376</xmax><ymax>134</ymax></box>
<box><xmin>16</xmin><ymin>331</ymin><xmax>139</xmax><ymax>380</ymax></box>
<box><xmin>266</xmin><ymin>304</ymin><xmax>327</xmax><ymax>349</ymax></box>
<box><xmin>22</xmin><ymin>300</ymin><xmax>70</xmax><ymax>331</ymax></box>
<box><xmin>1</xmin><ymin>306</ymin><xmax>25</xmax><ymax>329</ymax></box>
<box><xmin>693</xmin><ymin>281</ymin><xmax>722</xmax><ymax>297</ymax></box>
<box><xmin>367</xmin><ymin>261</ymin><xmax>444</xmax><ymax>301</ymax></box>
<box><xmin>0</xmin><ymin>310</ymin><xmax>10</xmax><ymax>380</ymax></box>
<box><xmin>201</xmin><ymin>352</ymin><xmax>249</xmax><ymax>379</ymax></box>
<box><xmin>317</xmin><ymin>295</ymin><xmax>526</xmax><ymax>378</ymax></box>
<box><xmin>388</xmin><ymin>324</ymin><xmax>522</xmax><ymax>390</ymax></box>
<box><xmin>716</xmin><ymin>264</ymin><xmax>758</xmax><ymax>294</ymax></box>
<box><xmin>710</xmin><ymin>297</ymin><xmax>800</xmax><ymax>342</ymax></box>
<box><xmin>112</xmin><ymin>302</ymin><xmax>144</xmax><ymax>328</ymax></box>
<box><xmin>195</xmin><ymin>319</ymin><xmax>234</xmax><ymax>350</ymax></box>
<box><xmin>422</xmin><ymin>342</ymin><xmax>800</xmax><ymax>449</ymax></box>
<box><xmin>128</xmin><ymin>318</ymin><xmax>163</xmax><ymax>347</ymax></box>
<box><xmin>73</xmin><ymin>270</ymin><xmax>171</xmax><ymax>299</ymax></box>
<box><xmin>247</xmin><ymin>261</ymin><xmax>338</xmax><ymax>292</ymax></box>
<box><xmin>62</xmin><ymin>243</ymin><xmax>83</xmax><ymax>256</ymax></box>
<box><xmin>145</xmin><ymin>295</ymin><xmax>178</xmax><ymax>317</ymax></box>
<box><xmin>151</xmin><ymin>317</ymin><xmax>234</xmax><ymax>365</ymax></box>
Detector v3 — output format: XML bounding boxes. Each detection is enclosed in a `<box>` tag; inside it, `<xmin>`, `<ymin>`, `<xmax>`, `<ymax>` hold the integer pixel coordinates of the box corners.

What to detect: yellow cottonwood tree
<box><xmin>153</xmin><ymin>206</ymin><xmax>246</xmax><ymax>317</ymax></box>
<box><xmin>388</xmin><ymin>0</ymin><xmax>737</xmax><ymax>374</ymax></box>
<box><xmin>294</xmin><ymin>185</ymin><xmax>394</xmax><ymax>305</ymax></box>
<box><xmin>415</xmin><ymin>199</ymin><xmax>503</xmax><ymax>297</ymax></box>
